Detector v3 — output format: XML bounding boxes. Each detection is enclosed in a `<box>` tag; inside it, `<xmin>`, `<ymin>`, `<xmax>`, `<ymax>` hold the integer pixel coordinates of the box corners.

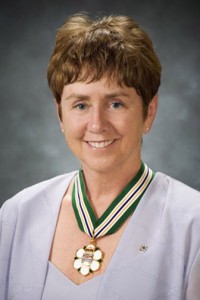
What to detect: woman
<box><xmin>0</xmin><ymin>14</ymin><xmax>200</xmax><ymax>300</ymax></box>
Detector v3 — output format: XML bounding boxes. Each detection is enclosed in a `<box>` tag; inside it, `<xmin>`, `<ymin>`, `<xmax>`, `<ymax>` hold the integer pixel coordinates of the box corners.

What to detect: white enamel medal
<box><xmin>73</xmin><ymin>238</ymin><xmax>103</xmax><ymax>276</ymax></box>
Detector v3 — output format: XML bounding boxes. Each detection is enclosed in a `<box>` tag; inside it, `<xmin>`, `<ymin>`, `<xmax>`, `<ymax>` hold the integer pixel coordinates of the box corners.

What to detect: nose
<box><xmin>87</xmin><ymin>106</ymin><xmax>108</xmax><ymax>133</ymax></box>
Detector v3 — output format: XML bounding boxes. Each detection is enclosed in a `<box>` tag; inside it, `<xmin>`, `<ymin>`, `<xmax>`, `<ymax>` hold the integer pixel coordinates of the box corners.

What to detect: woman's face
<box><xmin>58</xmin><ymin>77</ymin><xmax>157</xmax><ymax>174</ymax></box>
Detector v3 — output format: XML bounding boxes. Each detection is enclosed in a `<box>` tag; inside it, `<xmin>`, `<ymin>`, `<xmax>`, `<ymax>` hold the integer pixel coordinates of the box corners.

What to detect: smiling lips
<box><xmin>87</xmin><ymin>140</ymin><xmax>115</xmax><ymax>149</ymax></box>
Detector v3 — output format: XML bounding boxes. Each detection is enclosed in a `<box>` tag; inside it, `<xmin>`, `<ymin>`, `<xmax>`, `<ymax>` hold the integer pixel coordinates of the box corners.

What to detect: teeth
<box><xmin>88</xmin><ymin>140</ymin><xmax>114</xmax><ymax>148</ymax></box>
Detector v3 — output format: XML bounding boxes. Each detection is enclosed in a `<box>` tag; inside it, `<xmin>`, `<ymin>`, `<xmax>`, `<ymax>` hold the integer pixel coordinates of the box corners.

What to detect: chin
<box><xmin>81</xmin><ymin>159</ymin><xmax>122</xmax><ymax>174</ymax></box>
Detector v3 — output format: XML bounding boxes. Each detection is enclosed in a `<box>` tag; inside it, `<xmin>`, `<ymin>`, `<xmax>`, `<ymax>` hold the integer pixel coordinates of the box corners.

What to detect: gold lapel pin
<box><xmin>140</xmin><ymin>244</ymin><xmax>148</xmax><ymax>252</ymax></box>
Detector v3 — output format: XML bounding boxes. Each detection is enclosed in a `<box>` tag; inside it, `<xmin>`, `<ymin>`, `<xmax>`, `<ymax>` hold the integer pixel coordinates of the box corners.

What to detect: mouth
<box><xmin>86</xmin><ymin>140</ymin><xmax>115</xmax><ymax>149</ymax></box>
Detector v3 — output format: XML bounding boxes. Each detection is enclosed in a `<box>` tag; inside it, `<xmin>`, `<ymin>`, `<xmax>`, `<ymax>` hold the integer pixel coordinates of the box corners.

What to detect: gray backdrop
<box><xmin>0</xmin><ymin>0</ymin><xmax>200</xmax><ymax>206</ymax></box>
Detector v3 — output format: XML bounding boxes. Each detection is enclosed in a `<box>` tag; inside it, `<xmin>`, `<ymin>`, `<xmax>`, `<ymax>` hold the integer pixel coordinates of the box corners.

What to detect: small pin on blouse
<box><xmin>140</xmin><ymin>244</ymin><xmax>148</xmax><ymax>252</ymax></box>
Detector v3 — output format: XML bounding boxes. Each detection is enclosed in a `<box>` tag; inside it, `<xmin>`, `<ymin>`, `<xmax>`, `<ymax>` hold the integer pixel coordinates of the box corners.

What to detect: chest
<box><xmin>49</xmin><ymin>195</ymin><xmax>129</xmax><ymax>285</ymax></box>
<box><xmin>46</xmin><ymin>204</ymin><xmax>186</xmax><ymax>299</ymax></box>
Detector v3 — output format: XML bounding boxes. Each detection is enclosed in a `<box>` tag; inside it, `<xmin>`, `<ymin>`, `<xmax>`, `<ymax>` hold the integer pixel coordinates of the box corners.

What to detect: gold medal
<box><xmin>73</xmin><ymin>238</ymin><xmax>103</xmax><ymax>276</ymax></box>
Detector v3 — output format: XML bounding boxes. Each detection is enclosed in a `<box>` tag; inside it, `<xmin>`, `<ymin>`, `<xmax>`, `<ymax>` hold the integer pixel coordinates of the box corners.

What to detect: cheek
<box><xmin>116</xmin><ymin>116</ymin><xmax>144</xmax><ymax>136</ymax></box>
<box><xmin>63</xmin><ymin>117</ymin><xmax>85</xmax><ymax>138</ymax></box>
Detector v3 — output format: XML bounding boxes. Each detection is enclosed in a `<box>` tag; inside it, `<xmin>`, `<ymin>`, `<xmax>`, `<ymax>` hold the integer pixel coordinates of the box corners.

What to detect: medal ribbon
<box><xmin>72</xmin><ymin>162</ymin><xmax>154</xmax><ymax>239</ymax></box>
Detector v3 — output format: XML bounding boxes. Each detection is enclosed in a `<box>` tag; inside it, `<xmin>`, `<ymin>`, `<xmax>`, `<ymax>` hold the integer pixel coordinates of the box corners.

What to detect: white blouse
<box><xmin>42</xmin><ymin>262</ymin><xmax>103</xmax><ymax>300</ymax></box>
<box><xmin>1</xmin><ymin>171</ymin><xmax>200</xmax><ymax>299</ymax></box>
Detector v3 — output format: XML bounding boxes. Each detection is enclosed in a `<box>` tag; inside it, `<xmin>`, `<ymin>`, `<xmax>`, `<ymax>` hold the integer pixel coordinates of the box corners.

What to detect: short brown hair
<box><xmin>47</xmin><ymin>14</ymin><xmax>162</xmax><ymax>117</ymax></box>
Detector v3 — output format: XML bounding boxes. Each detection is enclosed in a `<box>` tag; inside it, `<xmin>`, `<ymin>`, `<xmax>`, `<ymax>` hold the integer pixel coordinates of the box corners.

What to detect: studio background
<box><xmin>0</xmin><ymin>0</ymin><xmax>199</xmax><ymax>206</ymax></box>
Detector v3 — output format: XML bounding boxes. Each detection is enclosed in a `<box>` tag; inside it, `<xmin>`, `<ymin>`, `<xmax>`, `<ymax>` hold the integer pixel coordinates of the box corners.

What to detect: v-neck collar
<box><xmin>28</xmin><ymin>171</ymin><xmax>163</xmax><ymax>298</ymax></box>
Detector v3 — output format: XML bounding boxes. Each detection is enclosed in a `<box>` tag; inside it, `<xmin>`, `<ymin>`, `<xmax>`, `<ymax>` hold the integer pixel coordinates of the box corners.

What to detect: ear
<box><xmin>54</xmin><ymin>99</ymin><xmax>64</xmax><ymax>133</ymax></box>
<box><xmin>143</xmin><ymin>94</ymin><xmax>158</xmax><ymax>134</ymax></box>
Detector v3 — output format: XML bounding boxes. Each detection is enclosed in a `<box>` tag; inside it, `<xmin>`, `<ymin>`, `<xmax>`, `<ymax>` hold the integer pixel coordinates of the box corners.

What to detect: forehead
<box><xmin>61</xmin><ymin>77</ymin><xmax>139</xmax><ymax>100</ymax></box>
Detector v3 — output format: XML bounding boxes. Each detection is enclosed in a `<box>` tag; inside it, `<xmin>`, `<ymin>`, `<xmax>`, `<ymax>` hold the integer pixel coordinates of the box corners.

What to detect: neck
<box><xmin>81</xmin><ymin>159</ymin><xmax>142</xmax><ymax>217</ymax></box>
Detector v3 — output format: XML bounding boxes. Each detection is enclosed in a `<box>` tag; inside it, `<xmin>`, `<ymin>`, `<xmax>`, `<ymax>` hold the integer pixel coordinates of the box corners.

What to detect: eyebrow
<box><xmin>64</xmin><ymin>94</ymin><xmax>89</xmax><ymax>101</ymax></box>
<box><xmin>105</xmin><ymin>92</ymin><xmax>129</xmax><ymax>99</ymax></box>
<box><xmin>64</xmin><ymin>92</ymin><xmax>129</xmax><ymax>101</ymax></box>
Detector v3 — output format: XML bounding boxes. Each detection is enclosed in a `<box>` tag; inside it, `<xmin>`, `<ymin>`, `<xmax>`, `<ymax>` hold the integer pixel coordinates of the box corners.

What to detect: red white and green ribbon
<box><xmin>72</xmin><ymin>162</ymin><xmax>154</xmax><ymax>239</ymax></box>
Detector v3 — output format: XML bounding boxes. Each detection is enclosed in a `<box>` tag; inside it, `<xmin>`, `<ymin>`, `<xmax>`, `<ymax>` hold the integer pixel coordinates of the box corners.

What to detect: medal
<box><xmin>72</xmin><ymin>162</ymin><xmax>154</xmax><ymax>276</ymax></box>
<box><xmin>73</xmin><ymin>237</ymin><xmax>103</xmax><ymax>276</ymax></box>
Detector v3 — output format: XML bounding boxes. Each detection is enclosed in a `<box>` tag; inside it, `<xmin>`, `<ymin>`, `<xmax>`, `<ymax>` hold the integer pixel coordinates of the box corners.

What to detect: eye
<box><xmin>74</xmin><ymin>103</ymin><xmax>86</xmax><ymax>110</ymax></box>
<box><xmin>111</xmin><ymin>102</ymin><xmax>123</xmax><ymax>109</ymax></box>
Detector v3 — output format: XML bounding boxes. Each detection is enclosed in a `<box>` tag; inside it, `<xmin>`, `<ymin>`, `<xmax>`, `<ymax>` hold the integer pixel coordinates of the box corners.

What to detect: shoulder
<box><xmin>154</xmin><ymin>172</ymin><xmax>200</xmax><ymax>221</ymax></box>
<box><xmin>156</xmin><ymin>172</ymin><xmax>200</xmax><ymax>210</ymax></box>
<box><xmin>154</xmin><ymin>172</ymin><xmax>200</xmax><ymax>246</ymax></box>
<box><xmin>148</xmin><ymin>172</ymin><xmax>200</xmax><ymax>249</ymax></box>
<box><xmin>0</xmin><ymin>171</ymin><xmax>77</xmax><ymax>223</ymax></box>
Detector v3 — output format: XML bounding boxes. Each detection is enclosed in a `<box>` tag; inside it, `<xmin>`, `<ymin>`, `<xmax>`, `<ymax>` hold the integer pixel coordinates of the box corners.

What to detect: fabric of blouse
<box><xmin>41</xmin><ymin>262</ymin><xmax>103</xmax><ymax>300</ymax></box>
<box><xmin>0</xmin><ymin>170</ymin><xmax>200</xmax><ymax>300</ymax></box>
